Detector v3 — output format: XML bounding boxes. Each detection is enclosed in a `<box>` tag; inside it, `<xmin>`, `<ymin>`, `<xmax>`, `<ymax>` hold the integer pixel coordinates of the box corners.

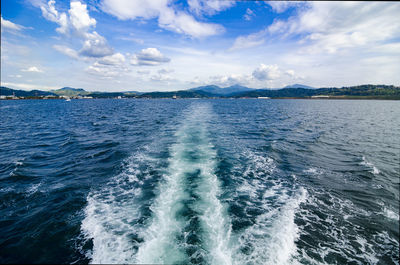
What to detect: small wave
<box><xmin>26</xmin><ymin>183</ymin><xmax>41</xmax><ymax>196</ymax></box>
<box><xmin>360</xmin><ymin>156</ymin><xmax>380</xmax><ymax>175</ymax></box>
<box><xmin>303</xmin><ymin>167</ymin><xmax>322</xmax><ymax>175</ymax></box>
<box><xmin>383</xmin><ymin>207</ymin><xmax>399</xmax><ymax>221</ymax></box>
<box><xmin>295</xmin><ymin>189</ymin><xmax>398</xmax><ymax>264</ymax></box>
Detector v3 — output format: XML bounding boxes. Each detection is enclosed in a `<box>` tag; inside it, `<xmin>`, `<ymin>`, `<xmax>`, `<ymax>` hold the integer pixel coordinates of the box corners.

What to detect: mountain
<box><xmin>283</xmin><ymin>84</ymin><xmax>315</xmax><ymax>89</ymax></box>
<box><xmin>190</xmin><ymin>84</ymin><xmax>254</xmax><ymax>95</ymax></box>
<box><xmin>139</xmin><ymin>89</ymin><xmax>217</xmax><ymax>98</ymax></box>
<box><xmin>1</xmin><ymin>84</ymin><xmax>399</xmax><ymax>100</ymax></box>
<box><xmin>59</xmin><ymin>87</ymin><xmax>85</xmax><ymax>91</ymax></box>
<box><xmin>0</xmin><ymin>86</ymin><xmax>56</xmax><ymax>97</ymax></box>
<box><xmin>51</xmin><ymin>87</ymin><xmax>89</xmax><ymax>96</ymax></box>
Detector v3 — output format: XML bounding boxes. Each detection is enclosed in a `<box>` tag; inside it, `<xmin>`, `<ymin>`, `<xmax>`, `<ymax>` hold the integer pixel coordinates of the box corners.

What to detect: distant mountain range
<box><xmin>189</xmin><ymin>84</ymin><xmax>254</xmax><ymax>95</ymax></box>
<box><xmin>1</xmin><ymin>84</ymin><xmax>399</xmax><ymax>99</ymax></box>
<box><xmin>283</xmin><ymin>84</ymin><xmax>315</xmax><ymax>89</ymax></box>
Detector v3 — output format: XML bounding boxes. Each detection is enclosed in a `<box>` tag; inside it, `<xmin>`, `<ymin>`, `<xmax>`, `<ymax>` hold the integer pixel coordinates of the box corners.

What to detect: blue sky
<box><xmin>1</xmin><ymin>0</ymin><xmax>400</xmax><ymax>92</ymax></box>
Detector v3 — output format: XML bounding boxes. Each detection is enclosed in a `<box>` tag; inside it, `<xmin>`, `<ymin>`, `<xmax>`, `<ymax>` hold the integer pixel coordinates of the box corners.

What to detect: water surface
<box><xmin>0</xmin><ymin>99</ymin><xmax>398</xmax><ymax>264</ymax></box>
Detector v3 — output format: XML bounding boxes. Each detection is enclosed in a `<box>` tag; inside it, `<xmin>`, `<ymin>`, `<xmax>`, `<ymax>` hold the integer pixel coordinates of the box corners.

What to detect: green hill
<box><xmin>51</xmin><ymin>87</ymin><xmax>90</xmax><ymax>96</ymax></box>
<box><xmin>0</xmin><ymin>87</ymin><xmax>56</xmax><ymax>97</ymax></box>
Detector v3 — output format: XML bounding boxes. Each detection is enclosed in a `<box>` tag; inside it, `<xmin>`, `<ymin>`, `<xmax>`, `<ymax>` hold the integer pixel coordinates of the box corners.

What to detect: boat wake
<box><xmin>81</xmin><ymin>103</ymin><xmax>232</xmax><ymax>264</ymax></box>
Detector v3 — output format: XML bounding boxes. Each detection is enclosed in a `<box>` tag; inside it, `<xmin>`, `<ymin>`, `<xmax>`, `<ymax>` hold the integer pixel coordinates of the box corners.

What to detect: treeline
<box><xmin>1</xmin><ymin>85</ymin><xmax>399</xmax><ymax>99</ymax></box>
<box><xmin>233</xmin><ymin>85</ymin><xmax>400</xmax><ymax>99</ymax></box>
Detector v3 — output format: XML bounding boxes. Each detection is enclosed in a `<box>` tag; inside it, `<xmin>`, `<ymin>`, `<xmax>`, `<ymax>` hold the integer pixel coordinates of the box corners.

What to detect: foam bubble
<box><xmin>360</xmin><ymin>156</ymin><xmax>380</xmax><ymax>175</ymax></box>
<box><xmin>81</xmin><ymin>152</ymin><xmax>156</xmax><ymax>264</ymax></box>
<box><xmin>230</xmin><ymin>151</ymin><xmax>307</xmax><ymax>265</ymax></box>
<box><xmin>383</xmin><ymin>207</ymin><xmax>399</xmax><ymax>221</ymax></box>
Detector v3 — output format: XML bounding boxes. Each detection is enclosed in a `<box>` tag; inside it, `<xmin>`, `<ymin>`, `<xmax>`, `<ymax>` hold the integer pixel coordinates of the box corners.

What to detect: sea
<box><xmin>0</xmin><ymin>99</ymin><xmax>399</xmax><ymax>264</ymax></box>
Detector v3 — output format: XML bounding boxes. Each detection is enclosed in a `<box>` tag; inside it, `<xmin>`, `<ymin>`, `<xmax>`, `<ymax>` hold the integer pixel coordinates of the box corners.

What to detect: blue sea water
<box><xmin>0</xmin><ymin>99</ymin><xmax>399</xmax><ymax>264</ymax></box>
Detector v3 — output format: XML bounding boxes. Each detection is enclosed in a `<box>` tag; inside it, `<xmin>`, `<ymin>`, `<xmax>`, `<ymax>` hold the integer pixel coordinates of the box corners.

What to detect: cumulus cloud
<box><xmin>252</xmin><ymin>64</ymin><xmax>280</xmax><ymax>81</ymax></box>
<box><xmin>79</xmin><ymin>32</ymin><xmax>114</xmax><ymax>57</ymax></box>
<box><xmin>1</xmin><ymin>16</ymin><xmax>26</xmax><ymax>31</ymax></box>
<box><xmin>100</xmin><ymin>0</ymin><xmax>224</xmax><ymax>38</ymax></box>
<box><xmin>206</xmin><ymin>64</ymin><xmax>299</xmax><ymax>88</ymax></box>
<box><xmin>131</xmin><ymin>48</ymin><xmax>170</xmax><ymax>66</ymax></box>
<box><xmin>68</xmin><ymin>1</ymin><xmax>96</xmax><ymax>32</ymax></box>
<box><xmin>40</xmin><ymin>0</ymin><xmax>68</xmax><ymax>34</ymax></box>
<box><xmin>21</xmin><ymin>66</ymin><xmax>44</xmax><ymax>73</ymax></box>
<box><xmin>150</xmin><ymin>73</ymin><xmax>174</xmax><ymax>82</ymax></box>
<box><xmin>209</xmin><ymin>73</ymin><xmax>252</xmax><ymax>87</ymax></box>
<box><xmin>98</xmin><ymin>53</ymin><xmax>126</xmax><ymax>65</ymax></box>
<box><xmin>41</xmin><ymin>1</ymin><xmax>113</xmax><ymax>58</ymax></box>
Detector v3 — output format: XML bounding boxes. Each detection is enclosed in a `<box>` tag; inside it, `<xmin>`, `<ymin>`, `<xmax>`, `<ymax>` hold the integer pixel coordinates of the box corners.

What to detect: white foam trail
<box><xmin>192</xmin><ymin>131</ymin><xmax>232</xmax><ymax>265</ymax></box>
<box><xmin>136</xmin><ymin>104</ymin><xmax>232</xmax><ymax>264</ymax></box>
<box><xmin>234</xmin><ymin>188</ymin><xmax>307</xmax><ymax>265</ymax></box>
<box><xmin>81</xmin><ymin>152</ymin><xmax>155</xmax><ymax>264</ymax></box>
<box><xmin>232</xmin><ymin>152</ymin><xmax>307</xmax><ymax>265</ymax></box>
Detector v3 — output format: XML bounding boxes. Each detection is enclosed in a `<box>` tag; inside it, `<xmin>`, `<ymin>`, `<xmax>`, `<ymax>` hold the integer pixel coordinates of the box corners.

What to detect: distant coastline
<box><xmin>1</xmin><ymin>84</ymin><xmax>399</xmax><ymax>100</ymax></box>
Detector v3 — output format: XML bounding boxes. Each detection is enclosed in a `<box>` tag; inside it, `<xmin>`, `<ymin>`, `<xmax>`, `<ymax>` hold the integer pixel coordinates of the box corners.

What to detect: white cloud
<box><xmin>100</xmin><ymin>0</ymin><xmax>223</xmax><ymax>38</ymax></box>
<box><xmin>232</xmin><ymin>2</ymin><xmax>400</xmax><ymax>54</ymax></box>
<box><xmin>86</xmin><ymin>65</ymin><xmax>119</xmax><ymax>78</ymax></box>
<box><xmin>1</xmin><ymin>16</ymin><xmax>26</xmax><ymax>31</ymax></box>
<box><xmin>149</xmin><ymin>67</ymin><xmax>175</xmax><ymax>82</ymax></box>
<box><xmin>188</xmin><ymin>0</ymin><xmax>235</xmax><ymax>16</ymax></box>
<box><xmin>40</xmin><ymin>1</ymin><xmax>113</xmax><ymax>58</ymax></box>
<box><xmin>157</xmin><ymin>68</ymin><xmax>174</xmax><ymax>74</ymax></box>
<box><xmin>137</xmin><ymin>70</ymin><xmax>150</xmax><ymax>75</ymax></box>
<box><xmin>158</xmin><ymin>9</ymin><xmax>223</xmax><ymax>38</ymax></box>
<box><xmin>79</xmin><ymin>31</ymin><xmax>114</xmax><ymax>57</ymax></box>
<box><xmin>21</xmin><ymin>66</ymin><xmax>44</xmax><ymax>73</ymax></box>
<box><xmin>285</xmin><ymin>70</ymin><xmax>295</xmax><ymax>77</ymax></box>
<box><xmin>131</xmin><ymin>48</ymin><xmax>170</xmax><ymax>66</ymax></box>
<box><xmin>40</xmin><ymin>0</ymin><xmax>69</xmax><ymax>34</ymax></box>
<box><xmin>209</xmin><ymin>73</ymin><xmax>252</xmax><ymax>87</ymax></box>
<box><xmin>150</xmin><ymin>73</ymin><xmax>174</xmax><ymax>82</ymax></box>
<box><xmin>8</xmin><ymin>74</ymin><xmax>23</xmax><ymax>78</ymax></box>
<box><xmin>53</xmin><ymin>45</ymin><xmax>79</xmax><ymax>59</ymax></box>
<box><xmin>269</xmin><ymin>2</ymin><xmax>400</xmax><ymax>54</ymax></box>
<box><xmin>68</xmin><ymin>1</ymin><xmax>96</xmax><ymax>32</ymax></box>
<box><xmin>243</xmin><ymin>8</ymin><xmax>255</xmax><ymax>21</ymax></box>
<box><xmin>98</xmin><ymin>53</ymin><xmax>126</xmax><ymax>65</ymax></box>
<box><xmin>230</xmin><ymin>29</ymin><xmax>267</xmax><ymax>51</ymax></box>
<box><xmin>252</xmin><ymin>64</ymin><xmax>280</xmax><ymax>81</ymax></box>
<box><xmin>1</xmin><ymin>82</ymin><xmax>58</xmax><ymax>91</ymax></box>
<box><xmin>267</xmin><ymin>1</ymin><xmax>301</xmax><ymax>13</ymax></box>
<box><xmin>119</xmin><ymin>36</ymin><xmax>145</xmax><ymax>44</ymax></box>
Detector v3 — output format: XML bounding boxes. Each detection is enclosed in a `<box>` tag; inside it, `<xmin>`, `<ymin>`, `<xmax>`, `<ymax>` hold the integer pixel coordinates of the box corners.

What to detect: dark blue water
<box><xmin>0</xmin><ymin>99</ymin><xmax>399</xmax><ymax>264</ymax></box>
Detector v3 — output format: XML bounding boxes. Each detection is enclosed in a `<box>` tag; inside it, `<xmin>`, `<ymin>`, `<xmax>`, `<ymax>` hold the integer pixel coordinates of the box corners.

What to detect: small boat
<box><xmin>65</xmin><ymin>98</ymin><xmax>71</xmax><ymax>102</ymax></box>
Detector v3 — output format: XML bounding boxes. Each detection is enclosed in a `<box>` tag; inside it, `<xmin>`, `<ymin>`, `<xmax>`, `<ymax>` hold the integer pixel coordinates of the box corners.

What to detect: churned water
<box><xmin>0</xmin><ymin>99</ymin><xmax>399</xmax><ymax>264</ymax></box>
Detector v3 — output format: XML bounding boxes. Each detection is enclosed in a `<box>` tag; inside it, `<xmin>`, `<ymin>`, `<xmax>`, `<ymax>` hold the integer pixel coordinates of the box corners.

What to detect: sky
<box><xmin>1</xmin><ymin>0</ymin><xmax>400</xmax><ymax>92</ymax></box>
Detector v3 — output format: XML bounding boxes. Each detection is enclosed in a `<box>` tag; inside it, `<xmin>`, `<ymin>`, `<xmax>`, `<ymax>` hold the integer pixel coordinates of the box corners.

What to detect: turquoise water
<box><xmin>0</xmin><ymin>99</ymin><xmax>399</xmax><ymax>264</ymax></box>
